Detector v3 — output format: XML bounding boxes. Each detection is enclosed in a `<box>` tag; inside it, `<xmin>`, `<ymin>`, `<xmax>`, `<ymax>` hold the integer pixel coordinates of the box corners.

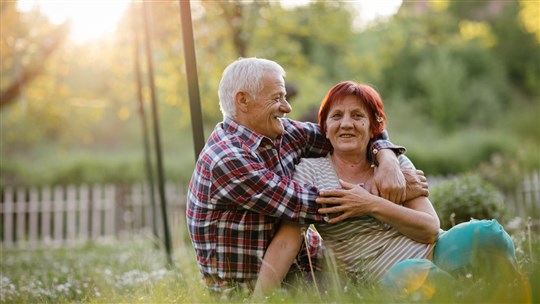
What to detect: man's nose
<box><xmin>281</xmin><ymin>99</ymin><xmax>292</xmax><ymax>113</ymax></box>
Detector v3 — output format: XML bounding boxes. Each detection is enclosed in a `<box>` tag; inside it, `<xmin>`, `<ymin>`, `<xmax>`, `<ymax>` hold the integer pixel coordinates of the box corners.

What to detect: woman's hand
<box><xmin>316</xmin><ymin>179</ymin><xmax>377</xmax><ymax>224</ymax></box>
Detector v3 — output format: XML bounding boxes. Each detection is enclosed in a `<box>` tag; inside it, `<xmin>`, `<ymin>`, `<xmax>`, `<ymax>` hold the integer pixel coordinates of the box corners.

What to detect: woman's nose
<box><xmin>341</xmin><ymin>115</ymin><xmax>353</xmax><ymax>127</ymax></box>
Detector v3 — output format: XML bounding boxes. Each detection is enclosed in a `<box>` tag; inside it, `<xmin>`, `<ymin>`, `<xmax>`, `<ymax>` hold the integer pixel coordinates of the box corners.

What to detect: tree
<box><xmin>0</xmin><ymin>2</ymin><xmax>68</xmax><ymax>109</ymax></box>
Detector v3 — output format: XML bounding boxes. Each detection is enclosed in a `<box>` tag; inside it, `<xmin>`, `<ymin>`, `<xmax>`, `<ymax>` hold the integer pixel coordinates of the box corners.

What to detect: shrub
<box><xmin>430</xmin><ymin>174</ymin><xmax>506</xmax><ymax>230</ymax></box>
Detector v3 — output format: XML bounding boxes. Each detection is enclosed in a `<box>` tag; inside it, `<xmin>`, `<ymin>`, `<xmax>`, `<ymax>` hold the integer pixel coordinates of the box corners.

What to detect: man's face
<box><xmin>245</xmin><ymin>71</ymin><xmax>291</xmax><ymax>139</ymax></box>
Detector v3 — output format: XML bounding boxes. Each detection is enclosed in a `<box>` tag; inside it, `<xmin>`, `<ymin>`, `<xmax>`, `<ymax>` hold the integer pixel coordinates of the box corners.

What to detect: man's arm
<box><xmin>369</xmin><ymin>129</ymin><xmax>407</xmax><ymax>203</ymax></box>
<box><xmin>373</xmin><ymin>149</ymin><xmax>406</xmax><ymax>204</ymax></box>
<box><xmin>211</xmin><ymin>154</ymin><xmax>322</xmax><ymax>223</ymax></box>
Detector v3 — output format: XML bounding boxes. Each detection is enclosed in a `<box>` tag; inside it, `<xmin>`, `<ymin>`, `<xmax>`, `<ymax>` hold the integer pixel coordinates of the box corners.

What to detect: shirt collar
<box><xmin>223</xmin><ymin>117</ymin><xmax>278</xmax><ymax>151</ymax></box>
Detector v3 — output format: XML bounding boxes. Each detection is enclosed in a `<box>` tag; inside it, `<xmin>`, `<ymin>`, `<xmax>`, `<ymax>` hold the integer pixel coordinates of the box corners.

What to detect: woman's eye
<box><xmin>353</xmin><ymin>112</ymin><xmax>365</xmax><ymax>119</ymax></box>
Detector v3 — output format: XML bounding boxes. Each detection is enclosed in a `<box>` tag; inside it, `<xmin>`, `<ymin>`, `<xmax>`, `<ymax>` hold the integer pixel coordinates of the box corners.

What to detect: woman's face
<box><xmin>325</xmin><ymin>95</ymin><xmax>373</xmax><ymax>155</ymax></box>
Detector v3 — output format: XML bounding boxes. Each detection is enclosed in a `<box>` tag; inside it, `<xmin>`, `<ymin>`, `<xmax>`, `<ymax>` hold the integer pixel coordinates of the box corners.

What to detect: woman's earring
<box><xmin>376</xmin><ymin>115</ymin><xmax>384</xmax><ymax>123</ymax></box>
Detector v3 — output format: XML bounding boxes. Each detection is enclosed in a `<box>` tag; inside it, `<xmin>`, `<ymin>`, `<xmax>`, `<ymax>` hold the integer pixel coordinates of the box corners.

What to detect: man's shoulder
<box><xmin>281</xmin><ymin>118</ymin><xmax>320</xmax><ymax>141</ymax></box>
<box><xmin>199</xmin><ymin>131</ymin><xmax>248</xmax><ymax>164</ymax></box>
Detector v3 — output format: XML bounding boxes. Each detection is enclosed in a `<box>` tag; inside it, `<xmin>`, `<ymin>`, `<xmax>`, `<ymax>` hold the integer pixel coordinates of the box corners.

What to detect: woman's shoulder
<box><xmin>297</xmin><ymin>156</ymin><xmax>331</xmax><ymax>169</ymax></box>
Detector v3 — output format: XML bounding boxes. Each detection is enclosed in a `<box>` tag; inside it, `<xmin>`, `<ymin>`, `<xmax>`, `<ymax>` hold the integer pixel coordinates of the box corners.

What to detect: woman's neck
<box><xmin>330</xmin><ymin>152</ymin><xmax>374</xmax><ymax>185</ymax></box>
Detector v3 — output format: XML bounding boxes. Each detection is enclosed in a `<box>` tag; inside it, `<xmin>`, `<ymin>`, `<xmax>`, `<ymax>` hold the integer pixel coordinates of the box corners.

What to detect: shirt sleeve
<box><xmin>371</xmin><ymin>129</ymin><xmax>407</xmax><ymax>156</ymax></box>
<box><xmin>398</xmin><ymin>154</ymin><xmax>416</xmax><ymax>170</ymax></box>
<box><xmin>210</xmin><ymin>152</ymin><xmax>323</xmax><ymax>224</ymax></box>
<box><xmin>288</xmin><ymin>120</ymin><xmax>332</xmax><ymax>158</ymax></box>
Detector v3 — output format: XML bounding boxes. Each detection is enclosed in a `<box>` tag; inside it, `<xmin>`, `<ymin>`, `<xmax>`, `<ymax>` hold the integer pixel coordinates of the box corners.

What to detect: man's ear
<box><xmin>236</xmin><ymin>92</ymin><xmax>250</xmax><ymax>113</ymax></box>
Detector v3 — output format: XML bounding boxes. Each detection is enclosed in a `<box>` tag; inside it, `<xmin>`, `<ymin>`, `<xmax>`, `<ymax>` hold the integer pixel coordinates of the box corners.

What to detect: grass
<box><xmin>1</xmin><ymin>217</ymin><xmax>539</xmax><ymax>304</ymax></box>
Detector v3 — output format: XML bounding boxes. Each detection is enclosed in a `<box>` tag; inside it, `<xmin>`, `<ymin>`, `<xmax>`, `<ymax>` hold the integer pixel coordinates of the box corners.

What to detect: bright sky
<box><xmin>16</xmin><ymin>0</ymin><xmax>131</xmax><ymax>44</ymax></box>
<box><xmin>16</xmin><ymin>0</ymin><xmax>402</xmax><ymax>43</ymax></box>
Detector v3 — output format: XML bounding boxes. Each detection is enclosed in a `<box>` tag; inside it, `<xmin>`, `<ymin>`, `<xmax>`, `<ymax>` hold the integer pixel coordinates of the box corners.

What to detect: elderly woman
<box><xmin>254</xmin><ymin>81</ymin><xmax>519</xmax><ymax>299</ymax></box>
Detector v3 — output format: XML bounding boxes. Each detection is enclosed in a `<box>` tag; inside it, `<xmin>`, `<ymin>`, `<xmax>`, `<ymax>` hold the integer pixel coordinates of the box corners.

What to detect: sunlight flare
<box><xmin>17</xmin><ymin>0</ymin><xmax>130</xmax><ymax>43</ymax></box>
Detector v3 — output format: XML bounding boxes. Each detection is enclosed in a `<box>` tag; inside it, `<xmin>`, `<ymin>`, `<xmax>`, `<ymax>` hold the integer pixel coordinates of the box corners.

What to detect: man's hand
<box><xmin>403</xmin><ymin>168</ymin><xmax>429</xmax><ymax>201</ymax></box>
<box><xmin>317</xmin><ymin>180</ymin><xmax>374</xmax><ymax>224</ymax></box>
<box><xmin>373</xmin><ymin>149</ymin><xmax>406</xmax><ymax>204</ymax></box>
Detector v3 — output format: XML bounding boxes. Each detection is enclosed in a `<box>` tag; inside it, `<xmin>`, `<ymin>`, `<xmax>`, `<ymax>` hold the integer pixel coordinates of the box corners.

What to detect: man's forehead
<box><xmin>262</xmin><ymin>72</ymin><xmax>285</xmax><ymax>91</ymax></box>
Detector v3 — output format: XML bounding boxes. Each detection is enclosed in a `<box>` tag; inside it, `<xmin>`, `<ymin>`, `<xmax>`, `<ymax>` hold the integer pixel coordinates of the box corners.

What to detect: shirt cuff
<box><xmin>372</xmin><ymin>139</ymin><xmax>406</xmax><ymax>156</ymax></box>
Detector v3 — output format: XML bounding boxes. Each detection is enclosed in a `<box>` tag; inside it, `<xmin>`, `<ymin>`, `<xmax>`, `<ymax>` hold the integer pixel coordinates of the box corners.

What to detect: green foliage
<box><xmin>431</xmin><ymin>174</ymin><xmax>507</xmax><ymax>230</ymax></box>
<box><xmin>0</xmin><ymin>142</ymin><xmax>196</xmax><ymax>187</ymax></box>
<box><xmin>1</xmin><ymin>1</ymin><xmax>538</xmax><ymax>185</ymax></box>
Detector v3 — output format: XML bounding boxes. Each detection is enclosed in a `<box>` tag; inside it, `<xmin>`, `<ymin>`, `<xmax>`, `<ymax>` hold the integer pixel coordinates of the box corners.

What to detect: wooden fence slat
<box><xmin>66</xmin><ymin>185</ymin><xmax>77</xmax><ymax>246</ymax></box>
<box><xmin>3</xmin><ymin>187</ymin><xmax>14</xmax><ymax>248</ymax></box>
<box><xmin>91</xmin><ymin>185</ymin><xmax>102</xmax><ymax>240</ymax></box>
<box><xmin>41</xmin><ymin>187</ymin><xmax>52</xmax><ymax>245</ymax></box>
<box><xmin>79</xmin><ymin>185</ymin><xmax>89</xmax><ymax>242</ymax></box>
<box><xmin>16</xmin><ymin>188</ymin><xmax>26</xmax><ymax>247</ymax></box>
<box><xmin>28</xmin><ymin>188</ymin><xmax>39</xmax><ymax>248</ymax></box>
<box><xmin>144</xmin><ymin>183</ymin><xmax>154</xmax><ymax>234</ymax></box>
<box><xmin>131</xmin><ymin>183</ymin><xmax>143</xmax><ymax>232</ymax></box>
<box><xmin>104</xmin><ymin>185</ymin><xmax>115</xmax><ymax>238</ymax></box>
<box><xmin>53</xmin><ymin>186</ymin><xmax>64</xmax><ymax>246</ymax></box>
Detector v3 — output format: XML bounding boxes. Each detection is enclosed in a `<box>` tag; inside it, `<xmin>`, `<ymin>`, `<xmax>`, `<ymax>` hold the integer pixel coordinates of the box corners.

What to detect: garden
<box><xmin>2</xmin><ymin>0</ymin><xmax>539</xmax><ymax>303</ymax></box>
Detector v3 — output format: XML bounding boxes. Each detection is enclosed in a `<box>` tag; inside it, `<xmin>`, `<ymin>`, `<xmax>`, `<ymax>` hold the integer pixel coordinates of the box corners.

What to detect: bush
<box><xmin>431</xmin><ymin>174</ymin><xmax>506</xmax><ymax>230</ymax></box>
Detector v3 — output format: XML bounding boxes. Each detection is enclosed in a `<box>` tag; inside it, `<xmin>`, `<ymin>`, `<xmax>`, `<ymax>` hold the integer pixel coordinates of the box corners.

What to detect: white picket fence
<box><xmin>507</xmin><ymin>170</ymin><xmax>540</xmax><ymax>217</ymax></box>
<box><xmin>1</xmin><ymin>182</ymin><xmax>186</xmax><ymax>249</ymax></box>
<box><xmin>1</xmin><ymin>171</ymin><xmax>539</xmax><ymax>249</ymax></box>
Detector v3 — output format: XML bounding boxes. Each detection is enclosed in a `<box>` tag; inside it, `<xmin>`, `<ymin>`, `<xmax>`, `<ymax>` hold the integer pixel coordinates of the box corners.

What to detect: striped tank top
<box><xmin>293</xmin><ymin>154</ymin><xmax>434</xmax><ymax>285</ymax></box>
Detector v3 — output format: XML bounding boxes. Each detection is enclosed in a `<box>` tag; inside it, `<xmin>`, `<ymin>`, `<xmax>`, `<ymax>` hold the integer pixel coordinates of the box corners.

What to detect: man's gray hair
<box><xmin>218</xmin><ymin>57</ymin><xmax>286</xmax><ymax>119</ymax></box>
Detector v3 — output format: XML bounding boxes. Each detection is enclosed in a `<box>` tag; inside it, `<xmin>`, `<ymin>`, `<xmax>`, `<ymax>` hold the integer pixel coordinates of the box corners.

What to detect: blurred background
<box><xmin>2</xmin><ymin>2</ymin><xmax>539</xmax><ymax>301</ymax></box>
<box><xmin>1</xmin><ymin>0</ymin><xmax>539</xmax><ymax>189</ymax></box>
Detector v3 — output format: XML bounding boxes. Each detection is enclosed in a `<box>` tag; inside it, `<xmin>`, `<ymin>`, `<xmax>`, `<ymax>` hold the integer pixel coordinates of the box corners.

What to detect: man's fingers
<box><xmin>326</xmin><ymin>212</ymin><xmax>349</xmax><ymax>224</ymax></box>
<box><xmin>316</xmin><ymin>197</ymin><xmax>343</xmax><ymax>206</ymax></box>
<box><xmin>319</xmin><ymin>189</ymin><xmax>345</xmax><ymax>197</ymax></box>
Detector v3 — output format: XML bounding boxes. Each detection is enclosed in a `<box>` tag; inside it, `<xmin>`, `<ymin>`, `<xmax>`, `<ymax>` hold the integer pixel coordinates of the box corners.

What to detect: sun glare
<box><xmin>17</xmin><ymin>0</ymin><xmax>130</xmax><ymax>44</ymax></box>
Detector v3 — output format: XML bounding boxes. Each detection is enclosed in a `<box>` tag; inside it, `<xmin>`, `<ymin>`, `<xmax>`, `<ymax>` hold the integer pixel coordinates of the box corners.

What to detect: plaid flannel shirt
<box><xmin>187</xmin><ymin>117</ymin><xmax>402</xmax><ymax>283</ymax></box>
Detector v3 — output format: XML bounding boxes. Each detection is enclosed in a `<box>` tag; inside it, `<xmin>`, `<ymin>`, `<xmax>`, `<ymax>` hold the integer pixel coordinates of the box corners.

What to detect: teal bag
<box><xmin>433</xmin><ymin>219</ymin><xmax>518</xmax><ymax>274</ymax></box>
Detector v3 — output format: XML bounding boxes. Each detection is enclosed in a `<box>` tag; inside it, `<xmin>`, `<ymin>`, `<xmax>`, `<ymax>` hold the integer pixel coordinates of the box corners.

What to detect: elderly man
<box><xmin>187</xmin><ymin>57</ymin><xmax>423</xmax><ymax>294</ymax></box>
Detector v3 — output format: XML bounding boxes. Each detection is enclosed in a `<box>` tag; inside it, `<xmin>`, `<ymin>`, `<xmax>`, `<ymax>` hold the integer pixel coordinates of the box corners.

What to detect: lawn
<box><xmin>1</xmin><ymin>219</ymin><xmax>539</xmax><ymax>303</ymax></box>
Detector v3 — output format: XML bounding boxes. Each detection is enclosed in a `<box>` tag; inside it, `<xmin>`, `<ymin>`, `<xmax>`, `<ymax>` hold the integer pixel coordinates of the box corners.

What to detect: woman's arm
<box><xmin>370</xmin><ymin>194</ymin><xmax>440</xmax><ymax>244</ymax></box>
<box><xmin>253</xmin><ymin>221</ymin><xmax>303</xmax><ymax>297</ymax></box>
<box><xmin>317</xmin><ymin>180</ymin><xmax>440</xmax><ymax>244</ymax></box>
